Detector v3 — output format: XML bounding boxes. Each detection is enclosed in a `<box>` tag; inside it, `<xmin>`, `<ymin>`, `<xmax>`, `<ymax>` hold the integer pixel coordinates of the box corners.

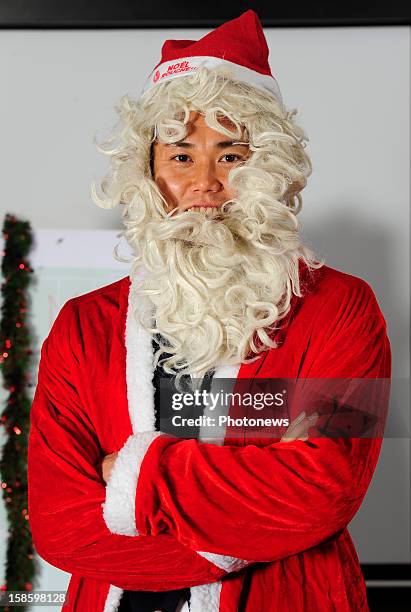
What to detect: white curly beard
<box><xmin>125</xmin><ymin>195</ymin><xmax>314</xmax><ymax>384</ymax></box>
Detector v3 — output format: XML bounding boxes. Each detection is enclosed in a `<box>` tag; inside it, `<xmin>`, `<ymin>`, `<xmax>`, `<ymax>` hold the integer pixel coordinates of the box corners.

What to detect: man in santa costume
<box><xmin>28</xmin><ymin>9</ymin><xmax>391</xmax><ymax>612</ymax></box>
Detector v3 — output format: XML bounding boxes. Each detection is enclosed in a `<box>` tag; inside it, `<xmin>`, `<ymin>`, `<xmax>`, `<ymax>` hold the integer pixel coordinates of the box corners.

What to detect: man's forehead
<box><xmin>153</xmin><ymin>112</ymin><xmax>248</xmax><ymax>145</ymax></box>
<box><xmin>155</xmin><ymin>122</ymin><xmax>249</xmax><ymax>148</ymax></box>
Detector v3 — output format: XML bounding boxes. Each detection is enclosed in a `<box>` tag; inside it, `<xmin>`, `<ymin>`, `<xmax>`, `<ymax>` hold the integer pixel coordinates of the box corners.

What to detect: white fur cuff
<box><xmin>102</xmin><ymin>431</ymin><xmax>162</xmax><ymax>535</ymax></box>
<box><xmin>196</xmin><ymin>550</ymin><xmax>250</xmax><ymax>572</ymax></box>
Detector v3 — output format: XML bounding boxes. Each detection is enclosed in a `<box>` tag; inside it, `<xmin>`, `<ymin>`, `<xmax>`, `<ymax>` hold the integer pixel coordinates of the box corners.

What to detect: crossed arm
<box><xmin>101</xmin><ymin>408</ymin><xmax>316</xmax><ymax>482</ymax></box>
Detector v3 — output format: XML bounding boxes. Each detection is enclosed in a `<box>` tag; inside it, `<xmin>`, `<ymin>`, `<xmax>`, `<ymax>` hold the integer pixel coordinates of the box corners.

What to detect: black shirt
<box><xmin>118</xmin><ymin>335</ymin><xmax>214</xmax><ymax>612</ymax></box>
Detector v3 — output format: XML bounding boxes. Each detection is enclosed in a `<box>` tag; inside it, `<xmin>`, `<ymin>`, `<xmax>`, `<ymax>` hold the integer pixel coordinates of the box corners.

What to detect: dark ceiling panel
<box><xmin>0</xmin><ymin>0</ymin><xmax>409</xmax><ymax>28</ymax></box>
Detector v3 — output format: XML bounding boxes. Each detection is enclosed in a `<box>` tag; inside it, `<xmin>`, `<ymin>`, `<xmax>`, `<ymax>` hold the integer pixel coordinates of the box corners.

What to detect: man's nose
<box><xmin>191</xmin><ymin>160</ymin><xmax>222</xmax><ymax>192</ymax></box>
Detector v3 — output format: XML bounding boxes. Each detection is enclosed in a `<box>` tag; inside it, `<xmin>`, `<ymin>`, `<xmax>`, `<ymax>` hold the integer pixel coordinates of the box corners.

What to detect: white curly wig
<box><xmin>91</xmin><ymin>65</ymin><xmax>324</xmax><ymax>391</ymax></box>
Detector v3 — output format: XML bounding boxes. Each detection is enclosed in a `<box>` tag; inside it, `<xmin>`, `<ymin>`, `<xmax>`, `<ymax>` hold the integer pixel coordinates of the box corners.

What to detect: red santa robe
<box><xmin>27</xmin><ymin>260</ymin><xmax>391</xmax><ymax>611</ymax></box>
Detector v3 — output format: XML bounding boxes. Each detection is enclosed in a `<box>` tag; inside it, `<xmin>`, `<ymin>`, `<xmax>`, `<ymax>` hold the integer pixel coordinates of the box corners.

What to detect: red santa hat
<box><xmin>141</xmin><ymin>9</ymin><xmax>283</xmax><ymax>109</ymax></box>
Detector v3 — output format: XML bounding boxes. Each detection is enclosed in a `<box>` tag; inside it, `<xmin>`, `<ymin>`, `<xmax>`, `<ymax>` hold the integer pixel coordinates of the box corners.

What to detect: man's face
<box><xmin>152</xmin><ymin>110</ymin><xmax>250</xmax><ymax>214</ymax></box>
<box><xmin>129</xmin><ymin>107</ymin><xmax>310</xmax><ymax>382</ymax></box>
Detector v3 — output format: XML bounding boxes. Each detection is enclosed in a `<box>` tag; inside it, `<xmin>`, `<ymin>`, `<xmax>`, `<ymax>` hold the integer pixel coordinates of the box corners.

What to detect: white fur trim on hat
<box><xmin>141</xmin><ymin>56</ymin><xmax>283</xmax><ymax>108</ymax></box>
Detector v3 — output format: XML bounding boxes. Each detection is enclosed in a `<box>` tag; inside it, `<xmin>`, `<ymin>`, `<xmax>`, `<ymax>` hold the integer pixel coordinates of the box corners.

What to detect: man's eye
<box><xmin>172</xmin><ymin>154</ymin><xmax>190</xmax><ymax>162</ymax></box>
<box><xmin>222</xmin><ymin>154</ymin><xmax>243</xmax><ymax>163</ymax></box>
<box><xmin>171</xmin><ymin>154</ymin><xmax>244</xmax><ymax>163</ymax></box>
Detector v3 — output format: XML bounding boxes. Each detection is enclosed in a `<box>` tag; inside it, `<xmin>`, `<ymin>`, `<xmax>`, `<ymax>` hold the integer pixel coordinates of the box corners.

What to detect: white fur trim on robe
<box><xmin>102</xmin><ymin>269</ymin><xmax>247</xmax><ymax>611</ymax></box>
<box><xmin>103</xmin><ymin>585</ymin><xmax>124</xmax><ymax>612</ymax></box>
<box><xmin>102</xmin><ymin>431</ymin><xmax>162</xmax><ymax>535</ymax></box>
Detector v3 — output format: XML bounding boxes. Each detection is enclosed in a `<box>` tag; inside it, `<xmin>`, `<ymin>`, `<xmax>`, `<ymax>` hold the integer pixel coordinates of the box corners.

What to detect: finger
<box><xmin>283</xmin><ymin>415</ymin><xmax>316</xmax><ymax>438</ymax></box>
<box><xmin>287</xmin><ymin>411</ymin><xmax>306</xmax><ymax>431</ymax></box>
<box><xmin>282</xmin><ymin>434</ymin><xmax>309</xmax><ymax>443</ymax></box>
<box><xmin>281</xmin><ymin>413</ymin><xmax>306</xmax><ymax>439</ymax></box>
<box><xmin>281</xmin><ymin>435</ymin><xmax>307</xmax><ymax>443</ymax></box>
<box><xmin>281</xmin><ymin>414</ymin><xmax>319</xmax><ymax>442</ymax></box>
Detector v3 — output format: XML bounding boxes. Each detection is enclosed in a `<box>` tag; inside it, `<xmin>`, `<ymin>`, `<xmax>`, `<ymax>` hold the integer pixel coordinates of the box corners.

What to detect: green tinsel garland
<box><xmin>0</xmin><ymin>213</ymin><xmax>38</xmax><ymax>609</ymax></box>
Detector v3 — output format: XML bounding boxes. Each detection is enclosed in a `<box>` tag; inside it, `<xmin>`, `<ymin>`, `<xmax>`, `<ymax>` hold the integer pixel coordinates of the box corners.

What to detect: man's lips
<box><xmin>184</xmin><ymin>202</ymin><xmax>223</xmax><ymax>210</ymax></box>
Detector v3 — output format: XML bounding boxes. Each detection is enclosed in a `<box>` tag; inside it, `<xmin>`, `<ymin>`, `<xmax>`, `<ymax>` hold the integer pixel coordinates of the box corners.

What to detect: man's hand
<box><xmin>280</xmin><ymin>411</ymin><xmax>319</xmax><ymax>443</ymax></box>
<box><xmin>101</xmin><ymin>452</ymin><xmax>118</xmax><ymax>484</ymax></box>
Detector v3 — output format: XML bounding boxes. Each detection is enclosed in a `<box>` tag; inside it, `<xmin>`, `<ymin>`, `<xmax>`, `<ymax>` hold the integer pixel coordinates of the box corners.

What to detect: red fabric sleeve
<box><xmin>133</xmin><ymin>279</ymin><xmax>392</xmax><ymax>562</ymax></box>
<box><xmin>27</xmin><ymin>301</ymin><xmax>226</xmax><ymax>591</ymax></box>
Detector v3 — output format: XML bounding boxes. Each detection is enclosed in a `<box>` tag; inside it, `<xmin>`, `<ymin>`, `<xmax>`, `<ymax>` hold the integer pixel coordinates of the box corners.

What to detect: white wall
<box><xmin>0</xmin><ymin>25</ymin><xmax>409</xmax><ymax>595</ymax></box>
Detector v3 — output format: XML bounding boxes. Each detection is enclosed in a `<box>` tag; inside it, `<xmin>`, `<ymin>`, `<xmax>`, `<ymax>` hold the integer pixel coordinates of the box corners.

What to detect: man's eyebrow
<box><xmin>165</xmin><ymin>140</ymin><xmax>249</xmax><ymax>148</ymax></box>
